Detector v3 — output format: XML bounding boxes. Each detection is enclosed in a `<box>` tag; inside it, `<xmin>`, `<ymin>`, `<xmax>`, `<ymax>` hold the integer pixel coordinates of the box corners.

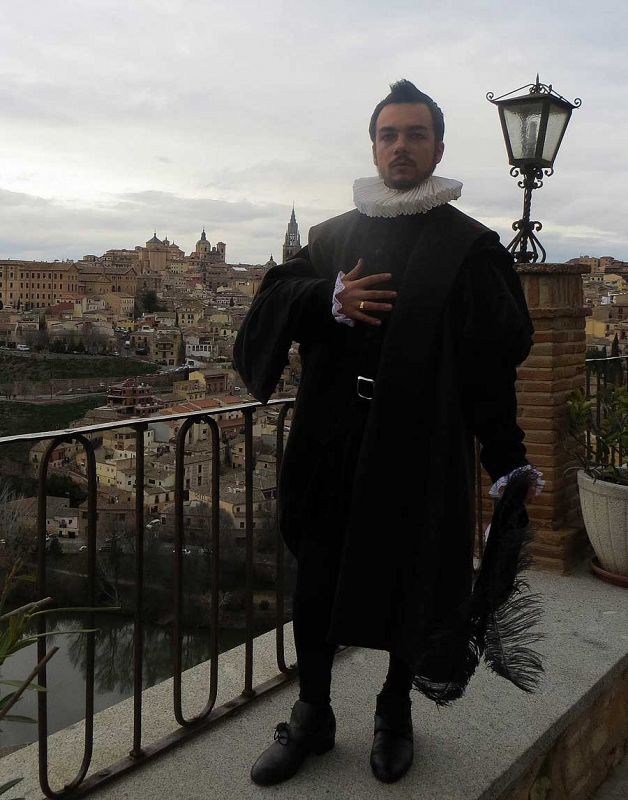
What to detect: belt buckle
<box><xmin>357</xmin><ymin>375</ymin><xmax>375</xmax><ymax>400</ymax></box>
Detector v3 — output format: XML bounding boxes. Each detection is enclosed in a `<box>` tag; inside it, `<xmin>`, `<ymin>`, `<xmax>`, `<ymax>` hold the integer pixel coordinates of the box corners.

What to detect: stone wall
<box><xmin>501</xmin><ymin>664</ymin><xmax>628</xmax><ymax>800</ymax></box>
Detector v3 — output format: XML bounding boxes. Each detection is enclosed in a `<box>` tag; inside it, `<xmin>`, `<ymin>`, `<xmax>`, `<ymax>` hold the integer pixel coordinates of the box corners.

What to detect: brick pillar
<box><xmin>481</xmin><ymin>262</ymin><xmax>591</xmax><ymax>574</ymax></box>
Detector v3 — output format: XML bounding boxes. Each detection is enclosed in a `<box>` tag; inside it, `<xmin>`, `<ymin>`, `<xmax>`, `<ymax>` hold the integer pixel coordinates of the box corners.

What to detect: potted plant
<box><xmin>566</xmin><ymin>384</ymin><xmax>628</xmax><ymax>584</ymax></box>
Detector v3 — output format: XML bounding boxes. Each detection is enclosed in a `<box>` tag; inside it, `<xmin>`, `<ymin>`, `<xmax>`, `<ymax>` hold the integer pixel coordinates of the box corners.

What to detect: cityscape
<box><xmin>0</xmin><ymin>213</ymin><xmax>308</xmax><ymax>586</ymax></box>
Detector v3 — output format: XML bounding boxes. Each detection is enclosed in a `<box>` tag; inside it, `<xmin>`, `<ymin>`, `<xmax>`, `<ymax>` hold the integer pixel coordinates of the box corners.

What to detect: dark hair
<box><xmin>369</xmin><ymin>79</ymin><xmax>445</xmax><ymax>143</ymax></box>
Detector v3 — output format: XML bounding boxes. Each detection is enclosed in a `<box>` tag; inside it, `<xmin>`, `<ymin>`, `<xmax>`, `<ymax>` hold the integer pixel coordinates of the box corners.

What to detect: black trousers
<box><xmin>290</xmin><ymin>398</ymin><xmax>414</xmax><ymax>707</ymax></box>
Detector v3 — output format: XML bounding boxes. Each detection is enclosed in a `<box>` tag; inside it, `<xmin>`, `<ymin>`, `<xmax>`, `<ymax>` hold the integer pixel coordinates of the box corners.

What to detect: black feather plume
<box><xmin>406</xmin><ymin>467</ymin><xmax>544</xmax><ymax>705</ymax></box>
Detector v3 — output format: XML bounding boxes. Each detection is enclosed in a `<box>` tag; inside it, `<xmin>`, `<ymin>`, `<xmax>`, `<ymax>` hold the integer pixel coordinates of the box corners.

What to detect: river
<box><xmin>0</xmin><ymin>612</ymin><xmax>256</xmax><ymax>749</ymax></box>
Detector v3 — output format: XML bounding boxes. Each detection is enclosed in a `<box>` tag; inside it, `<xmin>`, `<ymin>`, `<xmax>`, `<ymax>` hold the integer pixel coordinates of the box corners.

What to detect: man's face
<box><xmin>372</xmin><ymin>102</ymin><xmax>444</xmax><ymax>190</ymax></box>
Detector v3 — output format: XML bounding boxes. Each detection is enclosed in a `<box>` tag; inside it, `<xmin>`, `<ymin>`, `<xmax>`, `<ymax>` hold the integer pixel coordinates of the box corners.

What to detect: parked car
<box><xmin>16</xmin><ymin>343</ymin><xmax>30</xmax><ymax>351</ymax></box>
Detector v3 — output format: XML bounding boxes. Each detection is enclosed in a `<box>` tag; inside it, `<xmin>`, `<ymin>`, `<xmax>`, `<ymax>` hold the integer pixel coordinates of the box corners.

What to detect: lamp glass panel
<box><xmin>502</xmin><ymin>100</ymin><xmax>544</xmax><ymax>160</ymax></box>
<box><xmin>542</xmin><ymin>105</ymin><xmax>570</xmax><ymax>163</ymax></box>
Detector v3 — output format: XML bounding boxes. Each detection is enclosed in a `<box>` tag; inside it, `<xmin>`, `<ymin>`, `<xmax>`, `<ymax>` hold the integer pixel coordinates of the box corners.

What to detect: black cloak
<box><xmin>233</xmin><ymin>204</ymin><xmax>543</xmax><ymax>705</ymax></box>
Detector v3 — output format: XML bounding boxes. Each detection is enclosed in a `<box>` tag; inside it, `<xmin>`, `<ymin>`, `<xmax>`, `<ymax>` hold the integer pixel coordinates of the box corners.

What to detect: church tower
<box><xmin>195</xmin><ymin>228</ymin><xmax>211</xmax><ymax>257</ymax></box>
<box><xmin>282</xmin><ymin>206</ymin><xmax>301</xmax><ymax>262</ymax></box>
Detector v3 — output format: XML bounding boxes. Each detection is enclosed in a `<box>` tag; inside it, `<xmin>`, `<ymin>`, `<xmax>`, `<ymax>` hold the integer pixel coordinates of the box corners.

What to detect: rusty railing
<box><xmin>2</xmin><ymin>399</ymin><xmax>301</xmax><ymax>797</ymax></box>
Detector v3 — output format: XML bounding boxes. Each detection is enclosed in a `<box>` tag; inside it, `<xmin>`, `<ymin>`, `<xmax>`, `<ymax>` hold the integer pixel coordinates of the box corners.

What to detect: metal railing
<box><xmin>1</xmin><ymin>399</ymin><xmax>302</xmax><ymax>797</ymax></box>
<box><xmin>584</xmin><ymin>354</ymin><xmax>628</xmax><ymax>469</ymax></box>
<box><xmin>585</xmin><ymin>353</ymin><xmax>627</xmax><ymax>396</ymax></box>
<box><xmin>0</xmin><ymin>399</ymin><xmax>489</xmax><ymax>797</ymax></box>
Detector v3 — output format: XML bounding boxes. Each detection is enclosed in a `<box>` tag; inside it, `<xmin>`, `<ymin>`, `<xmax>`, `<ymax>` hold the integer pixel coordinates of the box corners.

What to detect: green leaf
<box><xmin>0</xmin><ymin>691</ymin><xmax>18</xmax><ymax>709</ymax></box>
<box><xmin>0</xmin><ymin>679</ymin><xmax>45</xmax><ymax>691</ymax></box>
<box><xmin>2</xmin><ymin>714</ymin><xmax>36</xmax><ymax>723</ymax></box>
<box><xmin>7</xmin><ymin>628</ymin><xmax>99</xmax><ymax>655</ymax></box>
<box><xmin>30</xmin><ymin>605</ymin><xmax>121</xmax><ymax>617</ymax></box>
<box><xmin>0</xmin><ymin>777</ymin><xmax>23</xmax><ymax>796</ymax></box>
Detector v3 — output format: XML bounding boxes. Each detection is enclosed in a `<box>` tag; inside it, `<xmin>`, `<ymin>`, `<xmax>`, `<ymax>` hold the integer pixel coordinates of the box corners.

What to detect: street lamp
<box><xmin>487</xmin><ymin>75</ymin><xmax>581</xmax><ymax>263</ymax></box>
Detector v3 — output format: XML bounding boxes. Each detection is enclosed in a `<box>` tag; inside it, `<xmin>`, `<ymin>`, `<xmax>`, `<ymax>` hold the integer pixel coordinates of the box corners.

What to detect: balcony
<box><xmin>1</xmin><ymin>261</ymin><xmax>628</xmax><ymax>798</ymax></box>
<box><xmin>1</xmin><ymin>560</ymin><xmax>626</xmax><ymax>799</ymax></box>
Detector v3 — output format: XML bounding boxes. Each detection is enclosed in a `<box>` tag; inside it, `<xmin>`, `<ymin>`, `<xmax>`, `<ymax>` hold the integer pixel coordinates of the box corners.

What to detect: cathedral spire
<box><xmin>283</xmin><ymin>206</ymin><xmax>301</xmax><ymax>263</ymax></box>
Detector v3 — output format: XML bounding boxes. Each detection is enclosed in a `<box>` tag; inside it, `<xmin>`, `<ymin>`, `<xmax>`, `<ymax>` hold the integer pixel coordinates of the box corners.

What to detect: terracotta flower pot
<box><xmin>577</xmin><ymin>469</ymin><xmax>628</xmax><ymax>577</ymax></box>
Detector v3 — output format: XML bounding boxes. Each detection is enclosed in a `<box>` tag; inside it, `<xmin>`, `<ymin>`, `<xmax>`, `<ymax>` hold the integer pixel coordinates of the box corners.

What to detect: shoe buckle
<box><xmin>273</xmin><ymin>721</ymin><xmax>290</xmax><ymax>746</ymax></box>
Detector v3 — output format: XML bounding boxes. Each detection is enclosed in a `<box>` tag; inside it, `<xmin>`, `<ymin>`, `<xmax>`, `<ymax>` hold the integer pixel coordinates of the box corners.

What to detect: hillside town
<box><xmin>577</xmin><ymin>254</ymin><xmax>628</xmax><ymax>349</ymax></box>
<box><xmin>0</xmin><ymin>211</ymin><xmax>307</xmax><ymax>580</ymax></box>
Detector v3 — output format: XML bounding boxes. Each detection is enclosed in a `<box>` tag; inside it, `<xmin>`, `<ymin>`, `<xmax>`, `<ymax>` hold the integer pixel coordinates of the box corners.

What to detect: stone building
<box><xmin>136</xmin><ymin>230</ymin><xmax>225</xmax><ymax>276</ymax></box>
<box><xmin>0</xmin><ymin>261</ymin><xmax>80</xmax><ymax>309</ymax></box>
<box><xmin>194</xmin><ymin>229</ymin><xmax>226</xmax><ymax>263</ymax></box>
<box><xmin>106</xmin><ymin>378</ymin><xmax>164</xmax><ymax>416</ymax></box>
<box><xmin>77</xmin><ymin>264</ymin><xmax>139</xmax><ymax>296</ymax></box>
<box><xmin>136</xmin><ymin>233</ymin><xmax>185</xmax><ymax>273</ymax></box>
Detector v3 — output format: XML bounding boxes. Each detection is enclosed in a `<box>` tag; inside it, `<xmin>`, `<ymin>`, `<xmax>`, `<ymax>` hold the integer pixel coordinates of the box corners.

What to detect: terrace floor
<box><xmin>2</xmin><ymin>561</ymin><xmax>627</xmax><ymax>800</ymax></box>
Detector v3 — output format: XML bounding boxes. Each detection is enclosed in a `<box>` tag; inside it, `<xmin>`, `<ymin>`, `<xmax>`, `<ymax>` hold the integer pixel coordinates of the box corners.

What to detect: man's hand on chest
<box><xmin>333</xmin><ymin>258</ymin><xmax>398</xmax><ymax>328</ymax></box>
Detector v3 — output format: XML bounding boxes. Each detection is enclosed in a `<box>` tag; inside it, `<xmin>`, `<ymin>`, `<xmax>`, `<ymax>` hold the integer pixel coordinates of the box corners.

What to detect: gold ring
<box><xmin>359</xmin><ymin>300</ymin><xmax>365</xmax><ymax>311</ymax></box>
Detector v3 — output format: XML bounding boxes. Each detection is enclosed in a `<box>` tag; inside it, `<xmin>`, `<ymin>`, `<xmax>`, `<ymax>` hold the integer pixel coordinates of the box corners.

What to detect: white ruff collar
<box><xmin>353</xmin><ymin>175</ymin><xmax>462</xmax><ymax>218</ymax></box>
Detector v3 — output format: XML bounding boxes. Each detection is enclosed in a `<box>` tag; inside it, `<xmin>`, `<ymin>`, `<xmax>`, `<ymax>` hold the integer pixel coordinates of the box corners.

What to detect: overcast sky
<box><xmin>1</xmin><ymin>0</ymin><xmax>626</xmax><ymax>265</ymax></box>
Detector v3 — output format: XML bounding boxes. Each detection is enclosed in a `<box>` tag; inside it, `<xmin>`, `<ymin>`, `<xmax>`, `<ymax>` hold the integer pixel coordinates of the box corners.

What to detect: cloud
<box><xmin>0</xmin><ymin>186</ymin><xmax>323</xmax><ymax>264</ymax></box>
<box><xmin>0</xmin><ymin>0</ymin><xmax>626</xmax><ymax>265</ymax></box>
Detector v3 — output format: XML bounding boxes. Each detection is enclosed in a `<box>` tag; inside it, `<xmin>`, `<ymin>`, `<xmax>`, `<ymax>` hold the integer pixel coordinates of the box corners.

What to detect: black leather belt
<box><xmin>357</xmin><ymin>375</ymin><xmax>375</xmax><ymax>400</ymax></box>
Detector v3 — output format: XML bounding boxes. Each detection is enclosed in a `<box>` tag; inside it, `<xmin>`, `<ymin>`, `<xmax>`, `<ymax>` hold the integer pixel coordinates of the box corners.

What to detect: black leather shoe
<box><xmin>250</xmin><ymin>699</ymin><xmax>336</xmax><ymax>786</ymax></box>
<box><xmin>369</xmin><ymin>692</ymin><xmax>414</xmax><ymax>783</ymax></box>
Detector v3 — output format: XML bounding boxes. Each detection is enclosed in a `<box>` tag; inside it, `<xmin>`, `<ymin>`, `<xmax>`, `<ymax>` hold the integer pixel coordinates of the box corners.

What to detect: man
<box><xmin>233</xmin><ymin>80</ymin><xmax>542</xmax><ymax>786</ymax></box>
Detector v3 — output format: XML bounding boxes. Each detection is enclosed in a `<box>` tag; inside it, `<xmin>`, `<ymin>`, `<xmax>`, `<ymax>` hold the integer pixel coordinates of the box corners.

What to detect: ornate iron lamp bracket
<box><xmin>507</xmin><ymin>165</ymin><xmax>555</xmax><ymax>263</ymax></box>
<box><xmin>487</xmin><ymin>76</ymin><xmax>581</xmax><ymax>264</ymax></box>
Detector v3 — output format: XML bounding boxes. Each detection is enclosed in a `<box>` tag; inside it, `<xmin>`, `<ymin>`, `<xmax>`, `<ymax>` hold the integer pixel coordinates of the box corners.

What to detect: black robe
<box><xmin>233</xmin><ymin>203</ymin><xmax>541</xmax><ymax>704</ymax></box>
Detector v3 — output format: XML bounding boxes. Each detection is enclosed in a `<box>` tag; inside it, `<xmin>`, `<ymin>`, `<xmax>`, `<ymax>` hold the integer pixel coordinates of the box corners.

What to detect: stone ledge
<box><xmin>516</xmin><ymin>263</ymin><xmax>591</xmax><ymax>275</ymax></box>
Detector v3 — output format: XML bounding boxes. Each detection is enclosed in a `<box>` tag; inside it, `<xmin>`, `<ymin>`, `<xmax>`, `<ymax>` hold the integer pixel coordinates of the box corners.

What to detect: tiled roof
<box><xmin>159</xmin><ymin>398</ymin><xmax>222</xmax><ymax>415</ymax></box>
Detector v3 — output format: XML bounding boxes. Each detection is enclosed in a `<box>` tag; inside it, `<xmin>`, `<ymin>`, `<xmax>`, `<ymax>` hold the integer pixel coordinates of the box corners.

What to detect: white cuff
<box><xmin>488</xmin><ymin>464</ymin><xmax>545</xmax><ymax>500</ymax></box>
<box><xmin>332</xmin><ymin>271</ymin><xmax>355</xmax><ymax>327</ymax></box>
